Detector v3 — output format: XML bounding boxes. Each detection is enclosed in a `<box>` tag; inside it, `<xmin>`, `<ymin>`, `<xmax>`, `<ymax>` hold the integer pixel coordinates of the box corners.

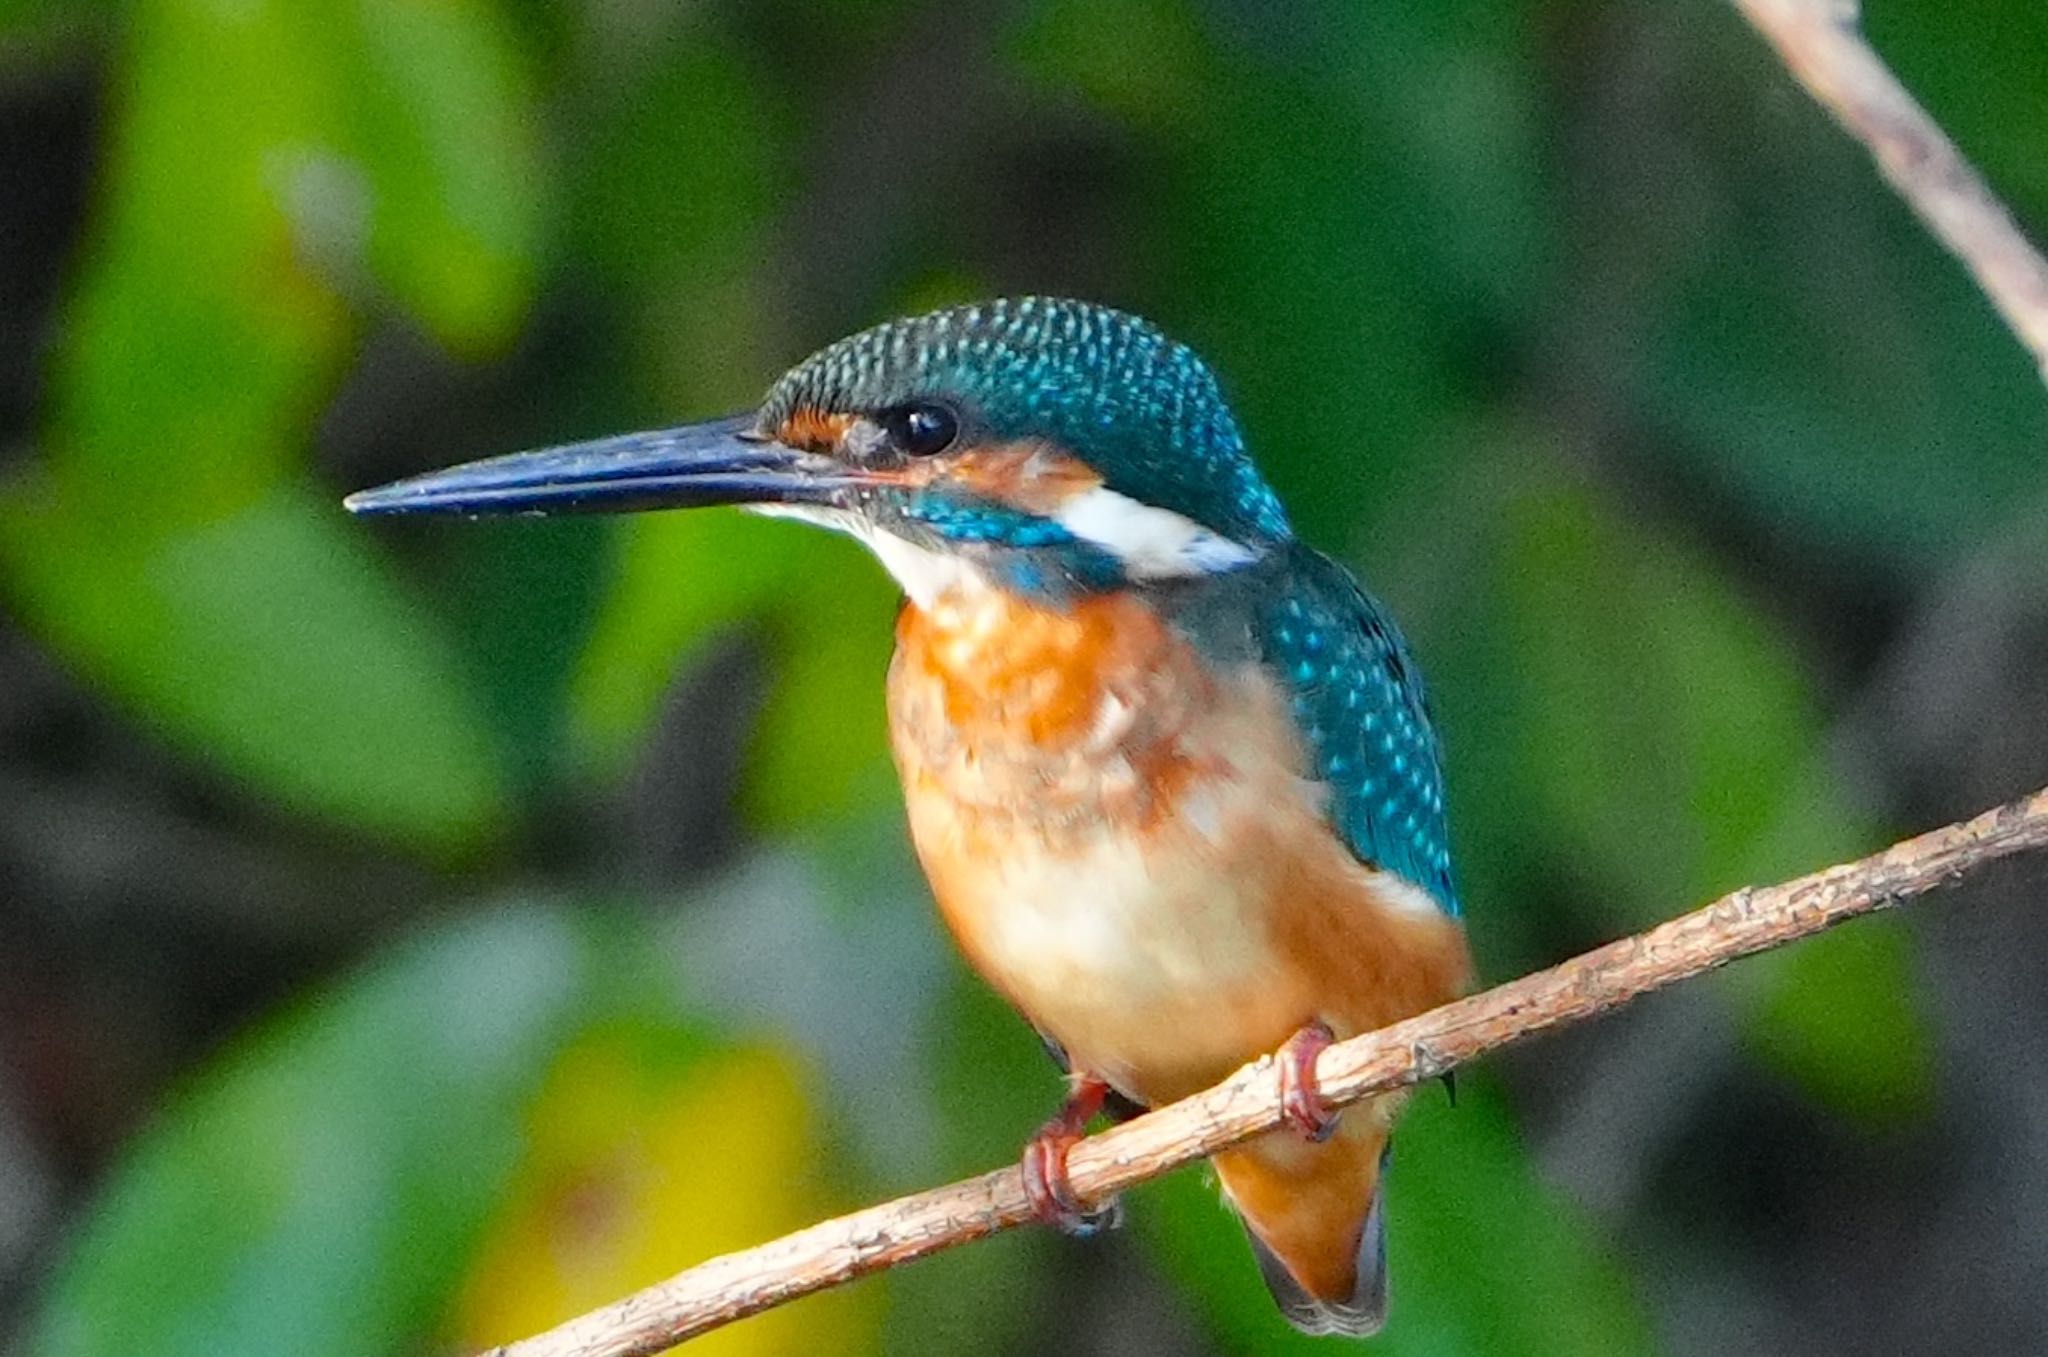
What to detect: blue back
<box><xmin>1255</xmin><ymin>546</ymin><xmax>1459</xmax><ymax>916</ymax></box>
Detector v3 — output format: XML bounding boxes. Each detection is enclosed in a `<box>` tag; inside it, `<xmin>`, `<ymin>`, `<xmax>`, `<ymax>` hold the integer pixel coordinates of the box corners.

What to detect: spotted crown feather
<box><xmin>762</xmin><ymin>297</ymin><xmax>1293</xmax><ymax>546</ymax></box>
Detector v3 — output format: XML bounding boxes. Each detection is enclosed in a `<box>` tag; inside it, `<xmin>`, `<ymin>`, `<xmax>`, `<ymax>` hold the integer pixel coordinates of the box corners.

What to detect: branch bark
<box><xmin>483</xmin><ymin>785</ymin><xmax>2048</xmax><ymax>1357</ymax></box>
<box><xmin>1730</xmin><ymin>0</ymin><xmax>2048</xmax><ymax>386</ymax></box>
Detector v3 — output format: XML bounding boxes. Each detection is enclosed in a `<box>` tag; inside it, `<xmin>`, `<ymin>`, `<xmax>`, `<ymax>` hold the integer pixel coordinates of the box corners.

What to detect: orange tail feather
<box><xmin>1212</xmin><ymin>1097</ymin><xmax>1398</xmax><ymax>1337</ymax></box>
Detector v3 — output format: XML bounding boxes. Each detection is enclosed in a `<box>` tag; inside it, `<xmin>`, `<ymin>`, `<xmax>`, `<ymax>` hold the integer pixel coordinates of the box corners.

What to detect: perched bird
<box><xmin>347</xmin><ymin>298</ymin><xmax>1471</xmax><ymax>1337</ymax></box>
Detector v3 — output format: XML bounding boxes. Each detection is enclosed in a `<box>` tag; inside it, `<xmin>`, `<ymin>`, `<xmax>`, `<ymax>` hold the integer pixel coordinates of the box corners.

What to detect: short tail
<box><xmin>1211</xmin><ymin>1103</ymin><xmax>1394</xmax><ymax>1338</ymax></box>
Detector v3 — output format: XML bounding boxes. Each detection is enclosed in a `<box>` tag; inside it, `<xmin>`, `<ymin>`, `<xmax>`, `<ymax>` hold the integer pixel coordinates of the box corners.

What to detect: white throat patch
<box><xmin>748</xmin><ymin>503</ymin><xmax>987</xmax><ymax>607</ymax></box>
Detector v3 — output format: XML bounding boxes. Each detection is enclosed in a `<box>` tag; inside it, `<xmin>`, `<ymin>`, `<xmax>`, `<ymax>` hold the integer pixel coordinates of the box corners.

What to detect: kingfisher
<box><xmin>346</xmin><ymin>298</ymin><xmax>1472</xmax><ymax>1338</ymax></box>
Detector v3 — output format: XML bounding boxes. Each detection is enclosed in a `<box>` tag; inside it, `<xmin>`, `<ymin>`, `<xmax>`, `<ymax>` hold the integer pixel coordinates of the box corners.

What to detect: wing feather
<box><xmin>1256</xmin><ymin>545</ymin><xmax>1459</xmax><ymax>914</ymax></box>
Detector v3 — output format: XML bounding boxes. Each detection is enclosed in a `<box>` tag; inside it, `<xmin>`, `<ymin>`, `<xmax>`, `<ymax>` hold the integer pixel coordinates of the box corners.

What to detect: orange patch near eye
<box><xmin>942</xmin><ymin>440</ymin><xmax>1102</xmax><ymax>512</ymax></box>
<box><xmin>777</xmin><ymin>408</ymin><xmax>855</xmax><ymax>452</ymax></box>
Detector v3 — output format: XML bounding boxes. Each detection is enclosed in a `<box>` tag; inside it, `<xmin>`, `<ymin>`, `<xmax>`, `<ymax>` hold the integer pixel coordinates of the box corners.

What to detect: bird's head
<box><xmin>346</xmin><ymin>298</ymin><xmax>1293</xmax><ymax>605</ymax></box>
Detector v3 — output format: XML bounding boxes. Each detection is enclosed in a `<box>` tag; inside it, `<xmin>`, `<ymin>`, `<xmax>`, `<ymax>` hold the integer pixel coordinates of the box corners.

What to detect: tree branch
<box><xmin>483</xmin><ymin>785</ymin><xmax>2048</xmax><ymax>1357</ymax></box>
<box><xmin>1730</xmin><ymin>0</ymin><xmax>2048</xmax><ymax>386</ymax></box>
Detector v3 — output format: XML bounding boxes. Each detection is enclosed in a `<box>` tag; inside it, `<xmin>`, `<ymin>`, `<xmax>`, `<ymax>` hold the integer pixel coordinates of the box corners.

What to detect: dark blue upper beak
<box><xmin>343</xmin><ymin>414</ymin><xmax>853</xmax><ymax>517</ymax></box>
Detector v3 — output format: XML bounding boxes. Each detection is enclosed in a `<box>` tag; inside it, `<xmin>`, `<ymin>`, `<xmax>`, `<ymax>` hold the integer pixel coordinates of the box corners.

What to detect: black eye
<box><xmin>886</xmin><ymin>402</ymin><xmax>958</xmax><ymax>458</ymax></box>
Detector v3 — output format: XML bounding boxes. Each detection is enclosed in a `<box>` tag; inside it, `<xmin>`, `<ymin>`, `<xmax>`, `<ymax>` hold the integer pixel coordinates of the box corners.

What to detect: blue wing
<box><xmin>1256</xmin><ymin>545</ymin><xmax>1460</xmax><ymax>915</ymax></box>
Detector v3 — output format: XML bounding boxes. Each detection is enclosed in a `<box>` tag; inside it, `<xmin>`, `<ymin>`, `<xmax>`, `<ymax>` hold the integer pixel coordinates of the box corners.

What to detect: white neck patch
<box><xmin>1053</xmin><ymin>486</ymin><xmax>1258</xmax><ymax>579</ymax></box>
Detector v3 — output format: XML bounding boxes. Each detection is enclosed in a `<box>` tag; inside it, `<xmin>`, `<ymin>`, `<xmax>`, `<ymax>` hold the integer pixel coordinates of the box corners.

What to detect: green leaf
<box><xmin>1648</xmin><ymin>240</ymin><xmax>2047</xmax><ymax>567</ymax></box>
<box><xmin>1638</xmin><ymin>24</ymin><xmax>2048</xmax><ymax>568</ymax></box>
<box><xmin>569</xmin><ymin>512</ymin><xmax>899</xmax><ymax>829</ymax></box>
<box><xmin>26</xmin><ymin>906</ymin><xmax>595</xmax><ymax>1357</ymax></box>
<box><xmin>0</xmin><ymin>480</ymin><xmax>508</xmax><ymax>855</ymax></box>
<box><xmin>899</xmin><ymin>974</ymin><xmax>1061</xmax><ymax>1354</ymax></box>
<box><xmin>1136</xmin><ymin>1073</ymin><xmax>1654</xmax><ymax>1356</ymax></box>
<box><xmin>51</xmin><ymin>0</ymin><xmax>539</xmax><ymax>510</ymax></box>
<box><xmin>558</xmin><ymin>11</ymin><xmax>791</xmax><ymax>410</ymax></box>
<box><xmin>566</xmin><ymin>32</ymin><xmax>785</xmax><ymax>291</ymax></box>
<box><xmin>1497</xmin><ymin>478</ymin><xmax>1824</xmax><ymax>915</ymax></box>
<box><xmin>9</xmin><ymin>0</ymin><xmax>542</xmax><ymax>847</ymax></box>
<box><xmin>552</xmin><ymin>26</ymin><xmax>904</xmax><ymax>828</ymax></box>
<box><xmin>1009</xmin><ymin>1</ymin><xmax>1550</xmax><ymax>546</ymax></box>
<box><xmin>1006</xmin><ymin>0</ymin><xmax>1208</xmax><ymax>131</ymax></box>
<box><xmin>1747</xmin><ymin>913</ymin><xmax>1933</xmax><ymax>1124</ymax></box>
<box><xmin>26</xmin><ymin>894</ymin><xmax>884</xmax><ymax>1357</ymax></box>
<box><xmin>345</xmin><ymin>0</ymin><xmax>544</xmax><ymax>349</ymax></box>
<box><xmin>1870</xmin><ymin>0</ymin><xmax>2048</xmax><ymax>225</ymax></box>
<box><xmin>0</xmin><ymin>0</ymin><xmax>112</xmax><ymax>59</ymax></box>
<box><xmin>1488</xmin><ymin>467</ymin><xmax>1932</xmax><ymax>1119</ymax></box>
<box><xmin>428</xmin><ymin>517</ymin><xmax>612</xmax><ymax>788</ymax></box>
<box><xmin>1159</xmin><ymin>73</ymin><xmax>1465</xmax><ymax>547</ymax></box>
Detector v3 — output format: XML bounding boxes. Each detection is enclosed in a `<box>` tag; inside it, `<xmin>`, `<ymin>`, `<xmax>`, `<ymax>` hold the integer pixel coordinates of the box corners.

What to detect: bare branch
<box><xmin>483</xmin><ymin>785</ymin><xmax>2048</xmax><ymax>1357</ymax></box>
<box><xmin>1731</xmin><ymin>0</ymin><xmax>2048</xmax><ymax>386</ymax></box>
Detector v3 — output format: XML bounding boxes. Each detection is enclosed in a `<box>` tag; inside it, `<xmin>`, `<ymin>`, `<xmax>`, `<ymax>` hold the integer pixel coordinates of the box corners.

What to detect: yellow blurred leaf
<box><xmin>452</xmin><ymin>1032</ymin><xmax>876</xmax><ymax>1356</ymax></box>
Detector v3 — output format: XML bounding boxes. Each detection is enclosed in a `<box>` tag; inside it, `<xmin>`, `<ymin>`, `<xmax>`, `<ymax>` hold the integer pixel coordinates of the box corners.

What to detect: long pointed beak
<box><xmin>343</xmin><ymin>414</ymin><xmax>854</xmax><ymax>517</ymax></box>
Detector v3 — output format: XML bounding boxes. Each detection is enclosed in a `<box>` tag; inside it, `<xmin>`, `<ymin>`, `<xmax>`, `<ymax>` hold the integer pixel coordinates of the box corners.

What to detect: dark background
<box><xmin>3</xmin><ymin>2</ymin><xmax>2047</xmax><ymax>1354</ymax></box>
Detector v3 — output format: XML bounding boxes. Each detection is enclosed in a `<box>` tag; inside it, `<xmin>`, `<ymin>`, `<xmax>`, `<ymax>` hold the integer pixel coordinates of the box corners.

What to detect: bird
<box><xmin>346</xmin><ymin>297</ymin><xmax>1472</xmax><ymax>1338</ymax></box>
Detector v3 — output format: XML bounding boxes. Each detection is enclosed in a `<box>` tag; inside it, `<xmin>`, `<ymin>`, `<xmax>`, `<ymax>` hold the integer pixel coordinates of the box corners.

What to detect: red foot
<box><xmin>1020</xmin><ymin>1077</ymin><xmax>1120</xmax><ymax>1235</ymax></box>
<box><xmin>1279</xmin><ymin>1021</ymin><xmax>1340</xmax><ymax>1142</ymax></box>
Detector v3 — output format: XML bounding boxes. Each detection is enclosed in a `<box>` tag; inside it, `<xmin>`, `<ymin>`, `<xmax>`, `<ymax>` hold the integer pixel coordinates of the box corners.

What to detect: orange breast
<box><xmin>887</xmin><ymin>583</ymin><xmax>1470</xmax><ymax>1105</ymax></box>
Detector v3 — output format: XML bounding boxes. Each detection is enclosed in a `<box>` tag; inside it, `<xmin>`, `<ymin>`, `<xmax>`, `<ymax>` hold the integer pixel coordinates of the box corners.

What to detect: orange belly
<box><xmin>888</xmin><ymin>584</ymin><xmax>1470</xmax><ymax>1106</ymax></box>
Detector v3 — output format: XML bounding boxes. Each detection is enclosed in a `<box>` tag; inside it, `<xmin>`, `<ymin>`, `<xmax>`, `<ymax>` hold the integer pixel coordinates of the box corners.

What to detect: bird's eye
<box><xmin>885</xmin><ymin>403</ymin><xmax>959</xmax><ymax>458</ymax></box>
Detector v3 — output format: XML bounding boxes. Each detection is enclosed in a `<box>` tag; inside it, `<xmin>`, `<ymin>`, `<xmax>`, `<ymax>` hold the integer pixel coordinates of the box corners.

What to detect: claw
<box><xmin>1278</xmin><ymin>1021</ymin><xmax>1339</xmax><ymax>1142</ymax></box>
<box><xmin>1021</xmin><ymin>1127</ymin><xmax>1121</xmax><ymax>1234</ymax></box>
<box><xmin>1020</xmin><ymin>1076</ymin><xmax>1121</xmax><ymax>1235</ymax></box>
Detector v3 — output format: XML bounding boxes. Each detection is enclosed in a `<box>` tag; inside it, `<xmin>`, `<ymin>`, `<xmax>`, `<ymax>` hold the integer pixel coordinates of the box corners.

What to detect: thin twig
<box><xmin>1730</xmin><ymin>0</ymin><xmax>2048</xmax><ymax>386</ymax></box>
<box><xmin>483</xmin><ymin>785</ymin><xmax>2048</xmax><ymax>1357</ymax></box>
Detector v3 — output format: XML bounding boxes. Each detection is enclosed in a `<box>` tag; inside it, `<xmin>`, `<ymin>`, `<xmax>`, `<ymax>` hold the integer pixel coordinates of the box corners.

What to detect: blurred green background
<box><xmin>2</xmin><ymin>1</ymin><xmax>2046</xmax><ymax>1354</ymax></box>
